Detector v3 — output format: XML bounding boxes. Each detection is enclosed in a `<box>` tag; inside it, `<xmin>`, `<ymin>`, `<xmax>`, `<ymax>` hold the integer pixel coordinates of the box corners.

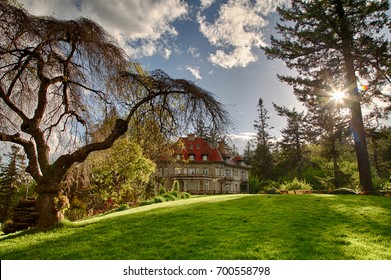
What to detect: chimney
<box><xmin>187</xmin><ymin>134</ymin><xmax>195</xmax><ymax>141</ymax></box>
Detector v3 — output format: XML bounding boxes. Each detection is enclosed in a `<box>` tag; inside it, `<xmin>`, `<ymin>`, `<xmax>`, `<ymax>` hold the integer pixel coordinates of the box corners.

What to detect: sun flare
<box><xmin>330</xmin><ymin>90</ymin><xmax>345</xmax><ymax>103</ymax></box>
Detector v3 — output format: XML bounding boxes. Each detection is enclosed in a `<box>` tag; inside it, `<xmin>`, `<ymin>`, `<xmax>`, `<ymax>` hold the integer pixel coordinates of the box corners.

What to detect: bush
<box><xmin>116</xmin><ymin>204</ymin><xmax>130</xmax><ymax>211</ymax></box>
<box><xmin>171</xmin><ymin>180</ymin><xmax>180</xmax><ymax>192</ymax></box>
<box><xmin>328</xmin><ymin>188</ymin><xmax>357</xmax><ymax>195</ymax></box>
<box><xmin>153</xmin><ymin>196</ymin><xmax>165</xmax><ymax>203</ymax></box>
<box><xmin>281</xmin><ymin>178</ymin><xmax>312</xmax><ymax>191</ymax></box>
<box><xmin>180</xmin><ymin>192</ymin><xmax>191</xmax><ymax>199</ymax></box>
<box><xmin>170</xmin><ymin>191</ymin><xmax>180</xmax><ymax>198</ymax></box>
<box><xmin>158</xmin><ymin>187</ymin><xmax>167</xmax><ymax>195</ymax></box>
<box><xmin>139</xmin><ymin>200</ymin><xmax>154</xmax><ymax>206</ymax></box>
<box><xmin>163</xmin><ymin>193</ymin><xmax>176</xmax><ymax>201</ymax></box>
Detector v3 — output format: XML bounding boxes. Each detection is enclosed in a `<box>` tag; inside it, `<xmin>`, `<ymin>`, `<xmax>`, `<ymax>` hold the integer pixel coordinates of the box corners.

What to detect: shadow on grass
<box><xmin>1</xmin><ymin>195</ymin><xmax>390</xmax><ymax>260</ymax></box>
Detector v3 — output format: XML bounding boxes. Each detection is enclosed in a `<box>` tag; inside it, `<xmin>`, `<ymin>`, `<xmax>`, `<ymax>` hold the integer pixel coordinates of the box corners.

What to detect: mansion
<box><xmin>157</xmin><ymin>134</ymin><xmax>250</xmax><ymax>194</ymax></box>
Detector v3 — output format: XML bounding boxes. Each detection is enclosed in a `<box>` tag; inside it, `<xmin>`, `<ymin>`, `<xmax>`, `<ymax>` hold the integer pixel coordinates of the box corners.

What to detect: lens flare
<box><xmin>330</xmin><ymin>90</ymin><xmax>345</xmax><ymax>103</ymax></box>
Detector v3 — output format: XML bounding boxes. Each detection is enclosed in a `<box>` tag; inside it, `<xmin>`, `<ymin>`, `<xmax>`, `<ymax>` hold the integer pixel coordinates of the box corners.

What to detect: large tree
<box><xmin>252</xmin><ymin>98</ymin><xmax>275</xmax><ymax>180</ymax></box>
<box><xmin>273</xmin><ymin>104</ymin><xmax>312</xmax><ymax>180</ymax></box>
<box><xmin>0</xmin><ymin>1</ymin><xmax>230</xmax><ymax>227</ymax></box>
<box><xmin>263</xmin><ymin>0</ymin><xmax>390</xmax><ymax>192</ymax></box>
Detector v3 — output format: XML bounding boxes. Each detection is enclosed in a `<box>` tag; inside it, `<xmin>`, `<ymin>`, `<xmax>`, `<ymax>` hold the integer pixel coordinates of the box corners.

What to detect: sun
<box><xmin>330</xmin><ymin>90</ymin><xmax>346</xmax><ymax>103</ymax></box>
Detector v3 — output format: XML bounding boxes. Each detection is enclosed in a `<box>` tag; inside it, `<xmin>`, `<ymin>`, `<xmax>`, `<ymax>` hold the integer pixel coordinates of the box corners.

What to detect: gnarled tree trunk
<box><xmin>35</xmin><ymin>180</ymin><xmax>66</xmax><ymax>228</ymax></box>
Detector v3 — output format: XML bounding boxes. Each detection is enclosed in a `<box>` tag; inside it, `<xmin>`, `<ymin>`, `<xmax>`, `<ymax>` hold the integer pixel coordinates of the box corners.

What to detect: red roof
<box><xmin>177</xmin><ymin>135</ymin><xmax>245</xmax><ymax>166</ymax></box>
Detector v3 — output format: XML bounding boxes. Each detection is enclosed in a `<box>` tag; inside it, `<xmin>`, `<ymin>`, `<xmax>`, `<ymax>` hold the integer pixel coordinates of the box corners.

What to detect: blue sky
<box><xmin>19</xmin><ymin>0</ymin><xmax>389</xmax><ymax>153</ymax></box>
<box><xmin>18</xmin><ymin>0</ymin><xmax>299</xmax><ymax>151</ymax></box>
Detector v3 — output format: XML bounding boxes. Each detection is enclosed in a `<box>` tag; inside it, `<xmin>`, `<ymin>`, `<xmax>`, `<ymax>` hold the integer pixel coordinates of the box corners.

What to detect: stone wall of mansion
<box><xmin>157</xmin><ymin>162</ymin><xmax>249</xmax><ymax>194</ymax></box>
<box><xmin>156</xmin><ymin>134</ymin><xmax>250</xmax><ymax>194</ymax></box>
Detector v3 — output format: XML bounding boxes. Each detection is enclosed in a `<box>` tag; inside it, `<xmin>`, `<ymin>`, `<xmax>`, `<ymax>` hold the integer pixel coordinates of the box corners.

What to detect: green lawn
<box><xmin>1</xmin><ymin>194</ymin><xmax>391</xmax><ymax>260</ymax></box>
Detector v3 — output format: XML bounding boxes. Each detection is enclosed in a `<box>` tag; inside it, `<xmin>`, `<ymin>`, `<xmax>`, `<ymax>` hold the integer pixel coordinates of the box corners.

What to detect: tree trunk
<box><xmin>35</xmin><ymin>190</ymin><xmax>65</xmax><ymax>228</ymax></box>
<box><xmin>335</xmin><ymin>0</ymin><xmax>373</xmax><ymax>192</ymax></box>
<box><xmin>331</xmin><ymin>138</ymin><xmax>340</xmax><ymax>188</ymax></box>
<box><xmin>35</xmin><ymin>181</ymin><xmax>68</xmax><ymax>228</ymax></box>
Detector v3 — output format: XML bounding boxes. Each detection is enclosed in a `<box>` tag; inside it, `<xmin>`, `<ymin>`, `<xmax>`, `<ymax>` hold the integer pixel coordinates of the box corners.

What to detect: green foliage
<box><xmin>0</xmin><ymin>145</ymin><xmax>30</xmax><ymax>223</ymax></box>
<box><xmin>170</xmin><ymin>191</ymin><xmax>180</xmax><ymax>198</ymax></box>
<box><xmin>171</xmin><ymin>180</ymin><xmax>180</xmax><ymax>192</ymax></box>
<box><xmin>158</xmin><ymin>186</ymin><xmax>167</xmax><ymax>195</ymax></box>
<box><xmin>162</xmin><ymin>193</ymin><xmax>175</xmax><ymax>201</ymax></box>
<box><xmin>63</xmin><ymin>137</ymin><xmax>156</xmax><ymax>214</ymax></box>
<box><xmin>153</xmin><ymin>196</ymin><xmax>165</xmax><ymax>203</ymax></box>
<box><xmin>180</xmin><ymin>192</ymin><xmax>191</xmax><ymax>199</ymax></box>
<box><xmin>115</xmin><ymin>204</ymin><xmax>130</xmax><ymax>211</ymax></box>
<box><xmin>54</xmin><ymin>194</ymin><xmax>70</xmax><ymax>213</ymax></box>
<box><xmin>281</xmin><ymin>178</ymin><xmax>312</xmax><ymax>191</ymax></box>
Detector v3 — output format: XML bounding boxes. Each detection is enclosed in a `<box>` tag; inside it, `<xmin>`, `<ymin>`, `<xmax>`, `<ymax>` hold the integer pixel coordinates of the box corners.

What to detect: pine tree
<box><xmin>273</xmin><ymin>104</ymin><xmax>312</xmax><ymax>180</ymax></box>
<box><xmin>0</xmin><ymin>145</ymin><xmax>27</xmax><ymax>222</ymax></box>
<box><xmin>263</xmin><ymin>0</ymin><xmax>390</xmax><ymax>192</ymax></box>
<box><xmin>252</xmin><ymin>98</ymin><xmax>275</xmax><ymax>180</ymax></box>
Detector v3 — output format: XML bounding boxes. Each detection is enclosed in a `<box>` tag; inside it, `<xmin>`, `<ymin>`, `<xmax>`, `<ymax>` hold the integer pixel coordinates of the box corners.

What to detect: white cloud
<box><xmin>186</xmin><ymin>66</ymin><xmax>202</xmax><ymax>80</ymax></box>
<box><xmin>188</xmin><ymin>46</ymin><xmax>201</xmax><ymax>58</ymax></box>
<box><xmin>197</xmin><ymin>0</ymin><xmax>287</xmax><ymax>68</ymax></box>
<box><xmin>18</xmin><ymin>0</ymin><xmax>188</xmax><ymax>58</ymax></box>
<box><xmin>163</xmin><ymin>48</ymin><xmax>172</xmax><ymax>60</ymax></box>
<box><xmin>200</xmin><ymin>0</ymin><xmax>215</xmax><ymax>9</ymax></box>
<box><xmin>227</xmin><ymin>132</ymin><xmax>256</xmax><ymax>153</ymax></box>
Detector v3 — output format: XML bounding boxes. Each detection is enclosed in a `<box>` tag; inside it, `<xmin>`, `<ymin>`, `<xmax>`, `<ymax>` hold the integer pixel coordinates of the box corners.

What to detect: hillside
<box><xmin>1</xmin><ymin>194</ymin><xmax>391</xmax><ymax>260</ymax></box>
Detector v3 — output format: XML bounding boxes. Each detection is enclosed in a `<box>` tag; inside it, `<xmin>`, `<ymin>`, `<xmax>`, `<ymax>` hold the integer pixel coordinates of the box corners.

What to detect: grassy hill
<box><xmin>1</xmin><ymin>194</ymin><xmax>391</xmax><ymax>260</ymax></box>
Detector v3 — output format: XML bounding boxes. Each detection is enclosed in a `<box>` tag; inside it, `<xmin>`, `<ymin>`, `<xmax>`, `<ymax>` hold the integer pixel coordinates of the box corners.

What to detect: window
<box><xmin>202</xmin><ymin>154</ymin><xmax>208</xmax><ymax>161</ymax></box>
<box><xmin>189</xmin><ymin>154</ymin><xmax>195</xmax><ymax>161</ymax></box>
<box><xmin>204</xmin><ymin>181</ymin><xmax>210</xmax><ymax>190</ymax></box>
<box><xmin>203</xmin><ymin>168</ymin><xmax>208</xmax><ymax>175</ymax></box>
<box><xmin>215</xmin><ymin>167</ymin><xmax>220</xmax><ymax>176</ymax></box>
<box><xmin>225</xmin><ymin>169</ymin><xmax>231</xmax><ymax>177</ymax></box>
<box><xmin>188</xmin><ymin>168</ymin><xmax>196</xmax><ymax>175</ymax></box>
<box><xmin>175</xmin><ymin>168</ymin><xmax>181</xmax><ymax>174</ymax></box>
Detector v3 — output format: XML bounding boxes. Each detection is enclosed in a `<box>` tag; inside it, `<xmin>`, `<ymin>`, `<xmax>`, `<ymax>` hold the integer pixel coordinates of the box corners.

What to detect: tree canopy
<box><xmin>263</xmin><ymin>0</ymin><xmax>391</xmax><ymax>192</ymax></box>
<box><xmin>0</xmin><ymin>0</ymin><xmax>231</xmax><ymax>227</ymax></box>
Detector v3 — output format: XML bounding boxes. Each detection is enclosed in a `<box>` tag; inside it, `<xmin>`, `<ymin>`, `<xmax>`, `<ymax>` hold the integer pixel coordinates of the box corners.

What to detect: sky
<box><xmin>15</xmin><ymin>0</ymin><xmax>388</xmax><ymax>153</ymax></box>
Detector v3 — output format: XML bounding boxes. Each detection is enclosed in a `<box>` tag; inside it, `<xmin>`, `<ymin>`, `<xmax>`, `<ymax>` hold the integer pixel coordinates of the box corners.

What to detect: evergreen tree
<box><xmin>252</xmin><ymin>98</ymin><xmax>275</xmax><ymax>180</ymax></box>
<box><xmin>0</xmin><ymin>145</ymin><xmax>27</xmax><ymax>222</ymax></box>
<box><xmin>263</xmin><ymin>0</ymin><xmax>390</xmax><ymax>192</ymax></box>
<box><xmin>273</xmin><ymin>104</ymin><xmax>312</xmax><ymax>180</ymax></box>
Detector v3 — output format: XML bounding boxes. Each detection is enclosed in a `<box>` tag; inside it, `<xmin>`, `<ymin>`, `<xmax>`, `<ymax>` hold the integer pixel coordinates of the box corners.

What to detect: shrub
<box><xmin>116</xmin><ymin>204</ymin><xmax>130</xmax><ymax>211</ymax></box>
<box><xmin>180</xmin><ymin>192</ymin><xmax>191</xmax><ymax>199</ymax></box>
<box><xmin>281</xmin><ymin>178</ymin><xmax>312</xmax><ymax>191</ymax></box>
<box><xmin>163</xmin><ymin>193</ymin><xmax>176</xmax><ymax>201</ymax></box>
<box><xmin>158</xmin><ymin>187</ymin><xmax>167</xmax><ymax>195</ymax></box>
<box><xmin>328</xmin><ymin>188</ymin><xmax>357</xmax><ymax>195</ymax></box>
<box><xmin>139</xmin><ymin>200</ymin><xmax>154</xmax><ymax>206</ymax></box>
<box><xmin>171</xmin><ymin>180</ymin><xmax>180</xmax><ymax>192</ymax></box>
<box><xmin>153</xmin><ymin>196</ymin><xmax>165</xmax><ymax>203</ymax></box>
<box><xmin>170</xmin><ymin>191</ymin><xmax>180</xmax><ymax>198</ymax></box>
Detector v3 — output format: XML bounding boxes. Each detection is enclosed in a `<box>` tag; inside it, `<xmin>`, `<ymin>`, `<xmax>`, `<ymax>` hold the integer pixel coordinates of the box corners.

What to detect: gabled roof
<box><xmin>177</xmin><ymin>135</ymin><xmax>247</xmax><ymax>167</ymax></box>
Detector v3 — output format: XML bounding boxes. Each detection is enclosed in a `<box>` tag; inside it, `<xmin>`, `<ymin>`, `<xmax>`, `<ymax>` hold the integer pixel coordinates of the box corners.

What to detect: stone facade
<box><xmin>157</xmin><ymin>134</ymin><xmax>250</xmax><ymax>194</ymax></box>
